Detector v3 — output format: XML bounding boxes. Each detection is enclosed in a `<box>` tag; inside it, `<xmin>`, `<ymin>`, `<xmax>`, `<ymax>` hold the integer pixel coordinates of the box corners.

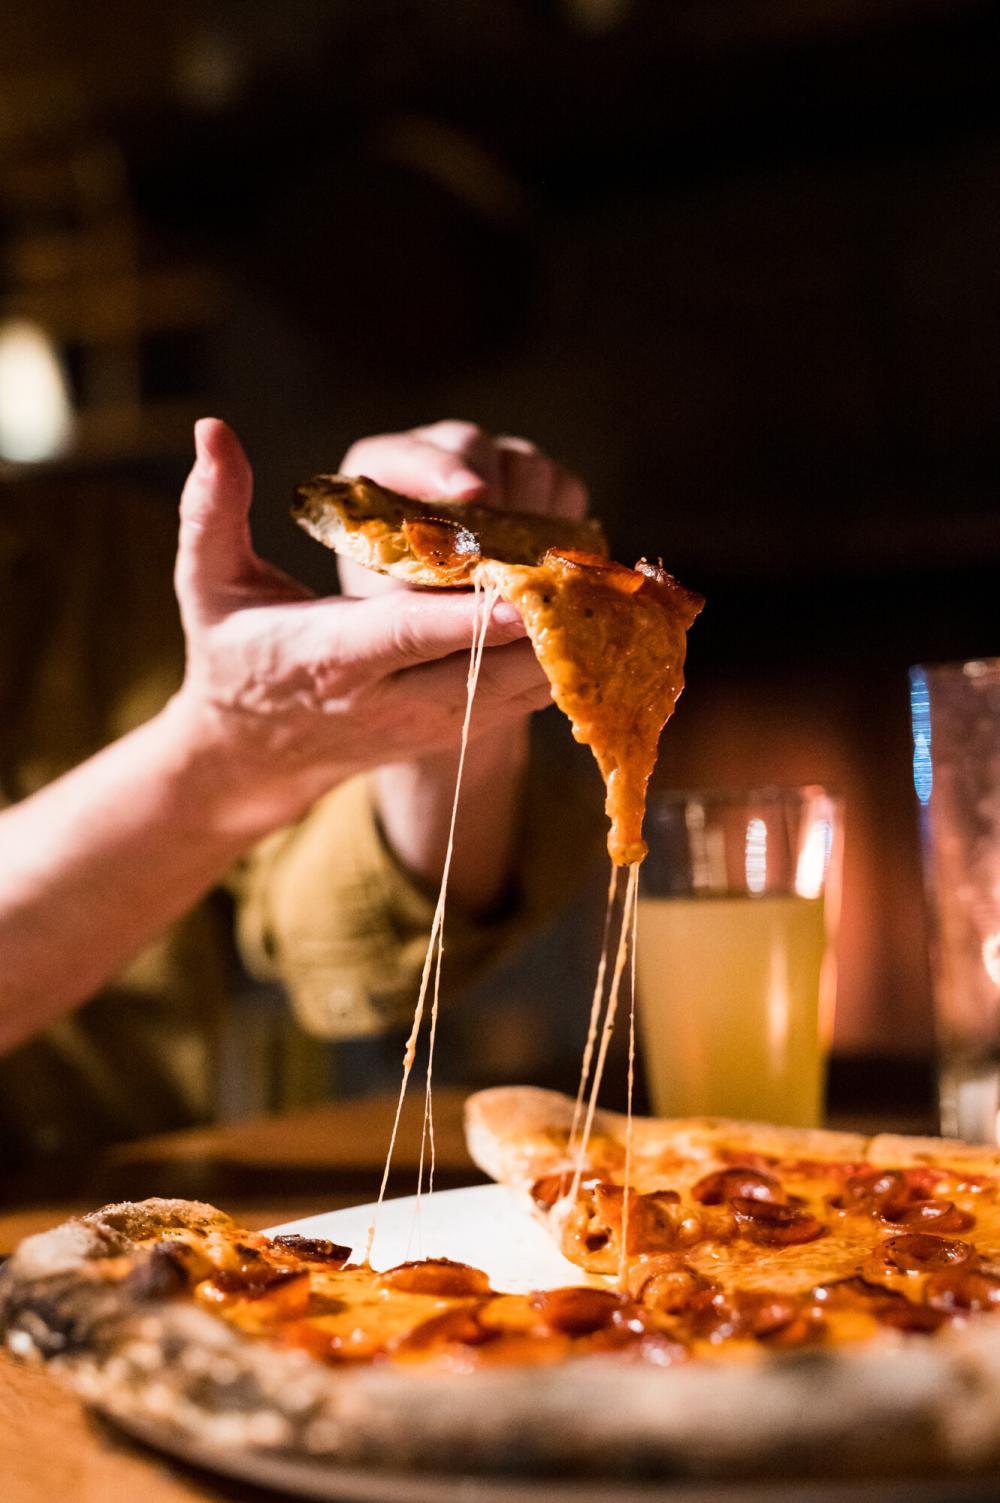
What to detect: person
<box><xmin>0</xmin><ymin>417</ymin><xmax>596</xmax><ymax>1157</ymax></box>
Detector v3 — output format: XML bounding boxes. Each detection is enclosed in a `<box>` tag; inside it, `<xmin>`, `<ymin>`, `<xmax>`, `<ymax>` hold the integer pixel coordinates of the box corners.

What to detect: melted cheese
<box><xmin>476</xmin><ymin>555</ymin><xmax>701</xmax><ymax>866</ymax></box>
<box><xmin>570</xmin><ymin>862</ymin><xmax>640</xmax><ymax>1206</ymax></box>
<box><xmin>367</xmin><ymin>584</ymin><xmax>499</xmax><ymax>1259</ymax></box>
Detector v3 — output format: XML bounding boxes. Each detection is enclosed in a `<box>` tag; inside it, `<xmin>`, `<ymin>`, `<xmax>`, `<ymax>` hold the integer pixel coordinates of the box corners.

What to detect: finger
<box><xmin>412</xmin><ymin>420</ymin><xmax>501</xmax><ymax>489</ymax></box>
<box><xmin>496</xmin><ymin>436</ymin><xmax>589</xmax><ymax>519</ymax></box>
<box><xmin>550</xmin><ymin>467</ymin><xmax>589</xmax><ymax>520</ymax></box>
<box><xmin>318</xmin><ymin>589</ymin><xmax>526</xmax><ymax>676</ymax></box>
<box><xmin>395</xmin><ymin>638</ymin><xmax>551</xmax><ymax>716</ymax></box>
<box><xmin>496</xmin><ymin>442</ymin><xmax>555</xmax><ymax>515</ymax></box>
<box><xmin>342</xmin><ymin>433</ymin><xmax>489</xmax><ymax>503</ymax></box>
<box><xmin>176</xmin><ymin>419</ymin><xmax>255</xmax><ymax>605</ymax></box>
<box><xmin>337</xmin><ymin>556</ymin><xmax>401</xmax><ymax>600</ymax></box>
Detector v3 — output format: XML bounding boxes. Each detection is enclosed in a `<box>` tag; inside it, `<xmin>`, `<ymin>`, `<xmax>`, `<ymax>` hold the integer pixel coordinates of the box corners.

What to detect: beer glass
<box><xmin>637</xmin><ymin>787</ymin><xmax>843</xmax><ymax>1126</ymax></box>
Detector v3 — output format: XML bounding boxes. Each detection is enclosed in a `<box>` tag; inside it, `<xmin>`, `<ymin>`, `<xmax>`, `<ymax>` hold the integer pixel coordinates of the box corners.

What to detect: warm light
<box><xmin>795</xmin><ymin>818</ymin><xmax>832</xmax><ymax>899</ymax></box>
<box><xmin>745</xmin><ymin>818</ymin><xmax>767</xmax><ymax>894</ymax></box>
<box><xmin>984</xmin><ymin>931</ymin><xmax>1000</xmax><ymax>989</ymax></box>
<box><xmin>0</xmin><ymin>319</ymin><xmax>74</xmax><ymax>463</ymax></box>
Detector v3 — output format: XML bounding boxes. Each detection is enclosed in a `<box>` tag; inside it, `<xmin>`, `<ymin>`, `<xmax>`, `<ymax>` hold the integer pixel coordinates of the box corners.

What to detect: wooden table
<box><xmin>0</xmin><ymin>1087</ymin><xmax>477</xmax><ymax>1503</ymax></box>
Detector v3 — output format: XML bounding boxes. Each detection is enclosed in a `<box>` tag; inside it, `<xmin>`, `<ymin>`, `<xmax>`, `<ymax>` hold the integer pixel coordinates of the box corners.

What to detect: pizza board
<box><xmin>96</xmin><ymin>1187</ymin><xmax>1000</xmax><ymax>1503</ymax></box>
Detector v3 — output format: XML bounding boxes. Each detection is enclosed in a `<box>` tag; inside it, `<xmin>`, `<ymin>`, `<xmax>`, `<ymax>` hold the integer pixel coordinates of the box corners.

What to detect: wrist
<box><xmin>156</xmin><ymin>691</ymin><xmax>353</xmax><ymax>844</ymax></box>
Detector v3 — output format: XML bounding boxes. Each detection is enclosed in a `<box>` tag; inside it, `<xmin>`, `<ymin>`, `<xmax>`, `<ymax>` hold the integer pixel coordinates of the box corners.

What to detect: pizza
<box><xmin>294</xmin><ymin>471</ymin><xmax>703</xmax><ymax>866</ymax></box>
<box><xmin>476</xmin><ymin>552</ymin><xmax>703</xmax><ymax>865</ymax></box>
<box><xmin>7</xmin><ymin>1149</ymin><xmax>1000</xmax><ymax>1483</ymax></box>
<box><xmin>466</xmin><ymin>1086</ymin><xmax>1000</xmax><ymax>1351</ymax></box>
<box><xmin>292</xmin><ymin>472</ymin><xmax>608</xmax><ymax>586</ymax></box>
<box><xmin>9</xmin><ymin>448</ymin><xmax>989</xmax><ymax>1483</ymax></box>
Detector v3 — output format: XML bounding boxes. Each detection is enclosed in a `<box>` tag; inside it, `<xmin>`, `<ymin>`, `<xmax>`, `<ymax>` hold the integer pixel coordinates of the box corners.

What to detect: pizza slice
<box><xmin>465</xmin><ymin>1086</ymin><xmax>1000</xmax><ymax>1351</ymax></box>
<box><xmin>293</xmin><ymin>472</ymin><xmax>608</xmax><ymax>586</ymax></box>
<box><xmin>295</xmin><ymin>474</ymin><xmax>703</xmax><ymax>865</ymax></box>
<box><xmin>475</xmin><ymin>551</ymin><xmax>703</xmax><ymax>864</ymax></box>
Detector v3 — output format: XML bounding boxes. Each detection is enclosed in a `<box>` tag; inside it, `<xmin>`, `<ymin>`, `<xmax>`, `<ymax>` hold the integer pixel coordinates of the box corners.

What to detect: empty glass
<box><xmin>910</xmin><ymin>659</ymin><xmax>1000</xmax><ymax>1141</ymax></box>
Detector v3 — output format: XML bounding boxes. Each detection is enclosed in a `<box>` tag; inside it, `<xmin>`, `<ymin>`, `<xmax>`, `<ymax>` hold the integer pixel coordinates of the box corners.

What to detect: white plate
<box><xmin>266</xmin><ymin>1182</ymin><xmax>593</xmax><ymax>1292</ymax></box>
<box><xmin>104</xmin><ymin>1187</ymin><xmax>1000</xmax><ymax>1503</ymax></box>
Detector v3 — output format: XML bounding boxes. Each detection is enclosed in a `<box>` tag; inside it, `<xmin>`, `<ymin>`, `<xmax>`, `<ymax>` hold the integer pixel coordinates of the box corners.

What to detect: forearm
<box><xmin>0</xmin><ymin>698</ymin><xmax>276</xmax><ymax>1053</ymax></box>
<box><xmin>373</xmin><ymin>720</ymin><xmax>530</xmax><ymax>915</ymax></box>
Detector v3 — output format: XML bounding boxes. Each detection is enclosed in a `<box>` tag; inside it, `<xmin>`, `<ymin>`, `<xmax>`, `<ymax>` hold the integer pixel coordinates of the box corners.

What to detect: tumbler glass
<box><xmin>637</xmin><ymin>787</ymin><xmax>843</xmax><ymax>1126</ymax></box>
<box><xmin>910</xmin><ymin>659</ymin><xmax>1000</xmax><ymax>1142</ymax></box>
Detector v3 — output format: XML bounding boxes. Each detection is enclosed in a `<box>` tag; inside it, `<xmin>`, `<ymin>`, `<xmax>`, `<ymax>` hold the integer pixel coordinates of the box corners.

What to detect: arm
<box><xmin>0</xmin><ymin>419</ymin><xmax>546</xmax><ymax>1053</ymax></box>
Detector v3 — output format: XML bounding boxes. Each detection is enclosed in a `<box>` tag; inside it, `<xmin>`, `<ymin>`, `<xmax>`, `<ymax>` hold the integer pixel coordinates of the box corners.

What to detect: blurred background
<box><xmin>2</xmin><ymin>0</ymin><xmax>999</xmax><ymax>1157</ymax></box>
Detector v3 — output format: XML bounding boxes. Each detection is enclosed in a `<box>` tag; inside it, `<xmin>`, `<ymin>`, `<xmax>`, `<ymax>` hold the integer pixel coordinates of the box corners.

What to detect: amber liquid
<box><xmin>636</xmin><ymin>894</ymin><xmax>829</xmax><ymax>1126</ymax></box>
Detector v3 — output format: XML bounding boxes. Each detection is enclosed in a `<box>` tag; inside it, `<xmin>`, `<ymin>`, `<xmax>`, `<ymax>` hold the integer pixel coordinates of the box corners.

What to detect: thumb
<box><xmin>176</xmin><ymin>419</ymin><xmax>255</xmax><ymax>608</ymax></box>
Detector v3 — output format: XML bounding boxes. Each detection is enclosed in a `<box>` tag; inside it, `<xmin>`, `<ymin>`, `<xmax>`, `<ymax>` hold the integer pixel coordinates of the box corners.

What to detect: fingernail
<box><xmin>194</xmin><ymin>419</ymin><xmax>217</xmax><ymax>475</ymax></box>
<box><xmin>443</xmin><ymin>470</ymin><xmax>486</xmax><ymax>499</ymax></box>
<box><xmin>492</xmin><ymin>601</ymin><xmax>523</xmax><ymax>628</ymax></box>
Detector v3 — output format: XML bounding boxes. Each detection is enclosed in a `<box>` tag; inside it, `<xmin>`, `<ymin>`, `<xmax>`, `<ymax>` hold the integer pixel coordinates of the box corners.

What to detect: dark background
<box><xmin>2</xmin><ymin>0</ymin><xmax>999</xmax><ymax>1062</ymax></box>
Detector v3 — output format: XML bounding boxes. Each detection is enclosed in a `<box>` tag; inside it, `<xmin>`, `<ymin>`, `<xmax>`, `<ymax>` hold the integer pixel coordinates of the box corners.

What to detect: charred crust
<box><xmin>270</xmin><ymin>1234</ymin><xmax>352</xmax><ymax>1266</ymax></box>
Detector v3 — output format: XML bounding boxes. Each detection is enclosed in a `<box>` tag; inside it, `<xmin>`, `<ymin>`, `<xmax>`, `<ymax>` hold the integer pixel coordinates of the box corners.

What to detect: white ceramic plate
<box><xmin>105</xmin><ymin>1187</ymin><xmax>1000</xmax><ymax>1503</ymax></box>
<box><xmin>266</xmin><ymin>1182</ymin><xmax>591</xmax><ymax>1291</ymax></box>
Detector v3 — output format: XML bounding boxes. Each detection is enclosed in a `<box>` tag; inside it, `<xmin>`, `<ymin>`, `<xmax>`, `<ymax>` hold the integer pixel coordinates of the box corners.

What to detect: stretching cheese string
<box><xmin>366</xmin><ymin>583</ymin><xmax>499</xmax><ymax>1263</ymax></box>
<box><xmin>416</xmin><ymin>584</ymin><xmax>498</xmax><ymax>1211</ymax></box>
<box><xmin>568</xmin><ymin>862</ymin><xmax>620</xmax><ymax>1157</ymax></box>
<box><xmin>618</xmin><ymin>872</ymin><xmax>640</xmax><ymax>1287</ymax></box>
<box><xmin>568</xmin><ymin>861</ymin><xmax>639</xmax><ymax>1210</ymax></box>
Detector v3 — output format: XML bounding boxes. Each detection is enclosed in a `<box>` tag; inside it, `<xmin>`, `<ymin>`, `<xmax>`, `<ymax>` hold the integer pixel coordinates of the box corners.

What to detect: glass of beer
<box><xmin>637</xmin><ymin>787</ymin><xmax>843</xmax><ymax>1126</ymax></box>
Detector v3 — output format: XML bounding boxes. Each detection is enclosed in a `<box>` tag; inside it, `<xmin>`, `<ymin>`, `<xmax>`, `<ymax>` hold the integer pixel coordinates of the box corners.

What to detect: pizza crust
<box><xmin>463</xmin><ymin>1086</ymin><xmax>874</xmax><ymax>1193</ymax></box>
<box><xmin>4</xmin><ymin>1195</ymin><xmax>1000</xmax><ymax>1481</ymax></box>
<box><xmin>292</xmin><ymin>474</ymin><xmax>607</xmax><ymax>587</ymax></box>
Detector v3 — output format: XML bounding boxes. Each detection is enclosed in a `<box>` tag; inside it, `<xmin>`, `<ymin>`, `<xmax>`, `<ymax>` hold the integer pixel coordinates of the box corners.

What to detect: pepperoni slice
<box><xmin>530</xmin><ymin>1172</ymin><xmax>574</xmax><ymax>1209</ymax></box>
<box><xmin>879</xmin><ymin>1198</ymin><xmax>974</xmax><ymax>1234</ymax></box>
<box><xmin>808</xmin><ymin>1274</ymin><xmax>948</xmax><ymax>1334</ymax></box>
<box><xmin>731</xmin><ymin>1196</ymin><xmax>824</xmax><ymax>1245</ymax></box>
<box><xmin>925</xmin><ymin>1268</ymin><xmax>1000</xmax><ymax>1313</ymax></box>
<box><xmin>880</xmin><ymin>1233</ymin><xmax>975</xmax><ymax>1273</ymax></box>
<box><xmin>543</xmin><ymin>547</ymin><xmax>645</xmax><ymax>593</ymax></box>
<box><xmin>685</xmin><ymin>1289</ymin><xmax>820</xmax><ymax>1346</ymax></box>
<box><xmin>391</xmin><ymin>1305</ymin><xmax>487</xmax><ymax>1353</ymax></box>
<box><xmin>631</xmin><ymin>1258</ymin><xmax>716</xmax><ymax>1315</ymax></box>
<box><xmin>874</xmin><ymin>1302</ymin><xmax>948</xmax><ymax>1334</ymax></box>
<box><xmin>269</xmin><ymin>1234</ymin><xmax>352</xmax><ymax>1267</ymax></box>
<box><xmin>691</xmin><ymin>1167</ymin><xmax>782</xmax><ymax>1206</ymax></box>
<box><xmin>840</xmin><ymin>1169</ymin><xmax>908</xmax><ymax>1208</ymax></box>
<box><xmin>377</xmin><ymin>1259</ymin><xmax>492</xmax><ymax>1297</ymax></box>
<box><xmin>529</xmin><ymin>1287</ymin><xmax>625</xmax><ymax>1336</ymax></box>
<box><xmin>205</xmin><ymin>1266</ymin><xmax>309</xmax><ymax>1301</ymax></box>
<box><xmin>401</xmin><ymin>517</ymin><xmax>480</xmax><ymax>573</ymax></box>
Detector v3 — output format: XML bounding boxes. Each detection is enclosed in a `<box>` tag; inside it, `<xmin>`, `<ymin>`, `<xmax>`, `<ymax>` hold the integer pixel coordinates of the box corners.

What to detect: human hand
<box><xmin>333</xmin><ymin>420</ymin><xmax>590</xmax><ymax>909</ymax></box>
<box><xmin>167</xmin><ymin>419</ymin><xmax>551</xmax><ymax>838</ymax></box>
<box><xmin>337</xmin><ymin>419</ymin><xmax>589</xmax><ymax>602</ymax></box>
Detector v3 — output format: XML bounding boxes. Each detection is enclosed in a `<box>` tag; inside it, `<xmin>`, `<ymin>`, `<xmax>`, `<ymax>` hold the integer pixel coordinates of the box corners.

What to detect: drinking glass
<box><xmin>910</xmin><ymin>659</ymin><xmax>1000</xmax><ymax>1142</ymax></box>
<box><xmin>637</xmin><ymin>787</ymin><xmax>843</xmax><ymax>1126</ymax></box>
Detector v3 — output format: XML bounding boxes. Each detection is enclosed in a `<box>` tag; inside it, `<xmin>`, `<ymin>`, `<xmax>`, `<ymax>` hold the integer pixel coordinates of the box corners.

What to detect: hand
<box><xmin>168</xmin><ymin>419</ymin><xmax>551</xmax><ymax>838</ymax></box>
<box><xmin>337</xmin><ymin>418</ymin><xmax>589</xmax><ymax>601</ymax></box>
<box><xmin>334</xmin><ymin>420</ymin><xmax>590</xmax><ymax>911</ymax></box>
